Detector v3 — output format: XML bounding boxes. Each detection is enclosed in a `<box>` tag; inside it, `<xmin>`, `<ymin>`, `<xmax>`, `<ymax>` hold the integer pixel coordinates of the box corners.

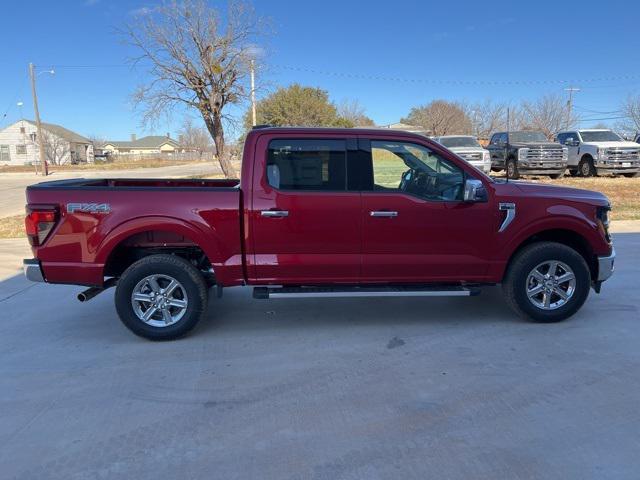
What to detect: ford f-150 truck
<box><xmin>488</xmin><ymin>131</ymin><xmax>568</xmax><ymax>179</ymax></box>
<box><xmin>23</xmin><ymin>127</ymin><xmax>615</xmax><ymax>340</ymax></box>
<box><xmin>555</xmin><ymin>129</ymin><xmax>640</xmax><ymax>177</ymax></box>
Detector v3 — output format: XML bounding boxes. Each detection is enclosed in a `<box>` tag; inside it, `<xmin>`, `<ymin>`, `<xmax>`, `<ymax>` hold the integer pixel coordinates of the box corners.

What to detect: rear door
<box><xmin>249</xmin><ymin>134</ymin><xmax>362</xmax><ymax>284</ymax></box>
<box><xmin>359</xmin><ymin>136</ymin><xmax>496</xmax><ymax>283</ymax></box>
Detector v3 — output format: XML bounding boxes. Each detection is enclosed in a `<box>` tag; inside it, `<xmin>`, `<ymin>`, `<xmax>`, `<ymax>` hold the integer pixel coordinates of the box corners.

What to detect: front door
<box><xmin>250</xmin><ymin>135</ymin><xmax>362</xmax><ymax>284</ymax></box>
<box><xmin>360</xmin><ymin>138</ymin><xmax>496</xmax><ymax>283</ymax></box>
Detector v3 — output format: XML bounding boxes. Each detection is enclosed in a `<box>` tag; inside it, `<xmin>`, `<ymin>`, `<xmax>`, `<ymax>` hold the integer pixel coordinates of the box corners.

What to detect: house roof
<box><xmin>102</xmin><ymin>136</ymin><xmax>180</xmax><ymax>149</ymax></box>
<box><xmin>22</xmin><ymin>120</ymin><xmax>91</xmax><ymax>144</ymax></box>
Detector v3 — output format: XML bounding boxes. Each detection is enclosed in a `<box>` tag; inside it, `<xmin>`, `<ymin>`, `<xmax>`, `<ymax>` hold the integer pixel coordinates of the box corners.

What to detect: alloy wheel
<box><xmin>526</xmin><ymin>260</ymin><xmax>576</xmax><ymax>310</ymax></box>
<box><xmin>131</xmin><ymin>274</ymin><xmax>189</xmax><ymax>327</ymax></box>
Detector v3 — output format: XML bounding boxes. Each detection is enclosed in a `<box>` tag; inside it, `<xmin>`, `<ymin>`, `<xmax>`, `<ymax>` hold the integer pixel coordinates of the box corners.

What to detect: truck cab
<box><xmin>432</xmin><ymin>135</ymin><xmax>492</xmax><ymax>173</ymax></box>
<box><xmin>556</xmin><ymin>129</ymin><xmax>640</xmax><ymax>177</ymax></box>
<box><xmin>487</xmin><ymin>131</ymin><xmax>568</xmax><ymax>179</ymax></box>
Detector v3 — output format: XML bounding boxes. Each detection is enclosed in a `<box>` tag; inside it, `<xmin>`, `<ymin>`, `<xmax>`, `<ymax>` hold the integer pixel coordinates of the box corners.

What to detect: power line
<box><xmin>37</xmin><ymin>62</ymin><xmax>640</xmax><ymax>87</ymax></box>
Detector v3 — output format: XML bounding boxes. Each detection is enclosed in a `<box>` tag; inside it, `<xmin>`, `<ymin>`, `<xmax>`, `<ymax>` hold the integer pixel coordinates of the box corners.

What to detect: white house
<box><xmin>100</xmin><ymin>134</ymin><xmax>181</xmax><ymax>155</ymax></box>
<box><xmin>0</xmin><ymin>119</ymin><xmax>93</xmax><ymax>166</ymax></box>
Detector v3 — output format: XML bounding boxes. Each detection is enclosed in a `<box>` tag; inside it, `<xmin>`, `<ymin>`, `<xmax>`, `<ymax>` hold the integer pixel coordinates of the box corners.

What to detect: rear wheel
<box><xmin>506</xmin><ymin>159</ymin><xmax>520</xmax><ymax>179</ymax></box>
<box><xmin>623</xmin><ymin>172</ymin><xmax>640</xmax><ymax>178</ymax></box>
<box><xmin>549</xmin><ymin>171</ymin><xmax>565</xmax><ymax>179</ymax></box>
<box><xmin>568</xmin><ymin>169</ymin><xmax>579</xmax><ymax>177</ymax></box>
<box><xmin>578</xmin><ymin>157</ymin><xmax>595</xmax><ymax>177</ymax></box>
<box><xmin>115</xmin><ymin>254</ymin><xmax>208</xmax><ymax>340</ymax></box>
<box><xmin>503</xmin><ymin>242</ymin><xmax>591</xmax><ymax>323</ymax></box>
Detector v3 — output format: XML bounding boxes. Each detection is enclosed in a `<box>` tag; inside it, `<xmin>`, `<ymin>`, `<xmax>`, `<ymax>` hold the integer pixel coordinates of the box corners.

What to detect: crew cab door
<box><xmin>557</xmin><ymin>131</ymin><xmax>580</xmax><ymax>167</ymax></box>
<box><xmin>249</xmin><ymin>134</ymin><xmax>362</xmax><ymax>284</ymax></box>
<box><xmin>359</xmin><ymin>137</ymin><xmax>496</xmax><ymax>283</ymax></box>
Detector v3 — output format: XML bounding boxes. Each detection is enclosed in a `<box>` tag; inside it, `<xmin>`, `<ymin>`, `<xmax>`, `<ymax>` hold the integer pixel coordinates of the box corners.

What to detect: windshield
<box><xmin>580</xmin><ymin>130</ymin><xmax>622</xmax><ymax>142</ymax></box>
<box><xmin>438</xmin><ymin>136</ymin><xmax>481</xmax><ymax>148</ymax></box>
<box><xmin>508</xmin><ymin>131</ymin><xmax>548</xmax><ymax>143</ymax></box>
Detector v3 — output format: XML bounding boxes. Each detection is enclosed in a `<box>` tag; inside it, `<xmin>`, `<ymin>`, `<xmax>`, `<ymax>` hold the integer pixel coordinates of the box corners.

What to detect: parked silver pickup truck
<box><xmin>433</xmin><ymin>135</ymin><xmax>491</xmax><ymax>173</ymax></box>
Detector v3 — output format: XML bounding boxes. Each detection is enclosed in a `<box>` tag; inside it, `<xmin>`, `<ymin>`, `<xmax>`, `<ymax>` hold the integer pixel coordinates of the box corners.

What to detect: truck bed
<box><xmin>25</xmin><ymin>177</ymin><xmax>244</xmax><ymax>287</ymax></box>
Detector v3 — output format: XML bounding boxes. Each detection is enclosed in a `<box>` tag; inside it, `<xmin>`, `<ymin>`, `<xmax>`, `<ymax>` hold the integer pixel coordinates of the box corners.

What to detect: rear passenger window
<box><xmin>267</xmin><ymin>139</ymin><xmax>346</xmax><ymax>191</ymax></box>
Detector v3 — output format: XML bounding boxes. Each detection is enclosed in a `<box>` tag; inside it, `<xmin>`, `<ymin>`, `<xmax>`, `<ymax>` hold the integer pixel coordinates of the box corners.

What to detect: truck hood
<box><xmin>509</xmin><ymin>142</ymin><xmax>562</xmax><ymax>148</ymax></box>
<box><xmin>501</xmin><ymin>181</ymin><xmax>609</xmax><ymax>207</ymax></box>
<box><xmin>581</xmin><ymin>141</ymin><xmax>640</xmax><ymax>149</ymax></box>
<box><xmin>449</xmin><ymin>147</ymin><xmax>488</xmax><ymax>154</ymax></box>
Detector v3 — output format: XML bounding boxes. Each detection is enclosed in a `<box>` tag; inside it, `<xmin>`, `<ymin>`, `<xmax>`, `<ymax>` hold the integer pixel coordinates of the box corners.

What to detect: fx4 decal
<box><xmin>67</xmin><ymin>203</ymin><xmax>112</xmax><ymax>214</ymax></box>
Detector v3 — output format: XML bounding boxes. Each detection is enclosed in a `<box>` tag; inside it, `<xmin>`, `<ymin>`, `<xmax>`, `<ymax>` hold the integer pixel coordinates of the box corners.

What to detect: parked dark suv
<box><xmin>488</xmin><ymin>131</ymin><xmax>568</xmax><ymax>179</ymax></box>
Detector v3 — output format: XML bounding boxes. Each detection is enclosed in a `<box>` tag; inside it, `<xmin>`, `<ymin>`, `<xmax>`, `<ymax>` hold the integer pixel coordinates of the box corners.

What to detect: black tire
<box><xmin>549</xmin><ymin>171</ymin><xmax>565</xmax><ymax>179</ymax></box>
<box><xmin>568</xmin><ymin>169</ymin><xmax>579</xmax><ymax>177</ymax></box>
<box><xmin>623</xmin><ymin>172</ymin><xmax>640</xmax><ymax>178</ymax></box>
<box><xmin>506</xmin><ymin>158</ymin><xmax>520</xmax><ymax>179</ymax></box>
<box><xmin>115</xmin><ymin>254</ymin><xmax>208</xmax><ymax>340</ymax></box>
<box><xmin>578</xmin><ymin>156</ymin><xmax>595</xmax><ymax>177</ymax></box>
<box><xmin>502</xmin><ymin>242</ymin><xmax>591</xmax><ymax>323</ymax></box>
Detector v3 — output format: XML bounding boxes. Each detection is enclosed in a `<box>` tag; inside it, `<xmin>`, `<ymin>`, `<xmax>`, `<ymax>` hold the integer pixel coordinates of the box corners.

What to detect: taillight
<box><xmin>25</xmin><ymin>206</ymin><xmax>58</xmax><ymax>246</ymax></box>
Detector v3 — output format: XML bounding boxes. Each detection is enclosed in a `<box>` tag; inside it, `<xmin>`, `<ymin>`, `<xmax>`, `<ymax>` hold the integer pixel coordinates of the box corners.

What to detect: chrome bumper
<box><xmin>23</xmin><ymin>259</ymin><xmax>45</xmax><ymax>283</ymax></box>
<box><xmin>597</xmin><ymin>248</ymin><xmax>615</xmax><ymax>282</ymax></box>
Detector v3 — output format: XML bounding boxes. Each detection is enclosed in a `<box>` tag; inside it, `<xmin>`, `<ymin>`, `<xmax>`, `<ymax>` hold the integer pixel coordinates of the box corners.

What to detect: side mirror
<box><xmin>463</xmin><ymin>179</ymin><xmax>487</xmax><ymax>202</ymax></box>
<box><xmin>566</xmin><ymin>139</ymin><xmax>579</xmax><ymax>147</ymax></box>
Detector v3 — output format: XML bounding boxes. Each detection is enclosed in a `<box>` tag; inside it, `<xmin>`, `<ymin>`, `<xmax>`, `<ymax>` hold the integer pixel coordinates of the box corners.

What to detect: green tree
<box><xmin>245</xmin><ymin>84</ymin><xmax>353</xmax><ymax>130</ymax></box>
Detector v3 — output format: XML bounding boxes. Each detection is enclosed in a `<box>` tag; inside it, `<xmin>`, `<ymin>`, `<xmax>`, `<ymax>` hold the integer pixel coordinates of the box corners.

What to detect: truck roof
<box><xmin>249</xmin><ymin>125</ymin><xmax>430</xmax><ymax>139</ymax></box>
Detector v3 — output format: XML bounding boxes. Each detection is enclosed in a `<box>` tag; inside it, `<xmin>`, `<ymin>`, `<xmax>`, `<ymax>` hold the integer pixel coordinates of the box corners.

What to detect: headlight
<box><xmin>597</xmin><ymin>205</ymin><xmax>611</xmax><ymax>242</ymax></box>
<box><xmin>562</xmin><ymin>147</ymin><xmax>568</xmax><ymax>160</ymax></box>
<box><xmin>518</xmin><ymin>148</ymin><xmax>529</xmax><ymax>160</ymax></box>
<box><xmin>598</xmin><ymin>148</ymin><xmax>608</xmax><ymax>160</ymax></box>
<box><xmin>483</xmin><ymin>150</ymin><xmax>491</xmax><ymax>161</ymax></box>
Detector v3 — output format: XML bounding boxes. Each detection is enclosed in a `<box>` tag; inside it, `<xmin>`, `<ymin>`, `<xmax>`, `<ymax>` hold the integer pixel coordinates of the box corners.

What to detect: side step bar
<box><xmin>253</xmin><ymin>285</ymin><xmax>481</xmax><ymax>299</ymax></box>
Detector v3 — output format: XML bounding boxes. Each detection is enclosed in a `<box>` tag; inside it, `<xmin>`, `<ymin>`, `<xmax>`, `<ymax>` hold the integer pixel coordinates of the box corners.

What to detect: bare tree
<box><xmin>124</xmin><ymin>0</ymin><xmax>265</xmax><ymax>177</ymax></box>
<box><xmin>521</xmin><ymin>94</ymin><xmax>576</xmax><ymax>138</ymax></box>
<box><xmin>42</xmin><ymin>131</ymin><xmax>71</xmax><ymax>165</ymax></box>
<box><xmin>337</xmin><ymin>99</ymin><xmax>375</xmax><ymax>127</ymax></box>
<box><xmin>468</xmin><ymin>100</ymin><xmax>508</xmax><ymax>139</ymax></box>
<box><xmin>401</xmin><ymin>100</ymin><xmax>472</xmax><ymax>136</ymax></box>
<box><xmin>616</xmin><ymin>94</ymin><xmax>640</xmax><ymax>136</ymax></box>
<box><xmin>179</xmin><ymin>117</ymin><xmax>212</xmax><ymax>159</ymax></box>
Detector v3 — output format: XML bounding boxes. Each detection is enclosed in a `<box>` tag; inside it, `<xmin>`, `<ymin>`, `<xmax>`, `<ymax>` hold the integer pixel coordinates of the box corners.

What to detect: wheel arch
<box><xmin>97</xmin><ymin>216</ymin><xmax>221</xmax><ymax>281</ymax></box>
<box><xmin>503</xmin><ymin>227</ymin><xmax>597</xmax><ymax>282</ymax></box>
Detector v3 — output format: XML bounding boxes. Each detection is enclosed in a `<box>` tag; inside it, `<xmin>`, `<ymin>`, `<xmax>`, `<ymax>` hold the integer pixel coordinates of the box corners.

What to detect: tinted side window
<box><xmin>556</xmin><ymin>133</ymin><xmax>567</xmax><ymax>144</ymax></box>
<box><xmin>370</xmin><ymin>141</ymin><xmax>464</xmax><ymax>201</ymax></box>
<box><xmin>490</xmin><ymin>134</ymin><xmax>500</xmax><ymax>145</ymax></box>
<box><xmin>267</xmin><ymin>139</ymin><xmax>346</xmax><ymax>191</ymax></box>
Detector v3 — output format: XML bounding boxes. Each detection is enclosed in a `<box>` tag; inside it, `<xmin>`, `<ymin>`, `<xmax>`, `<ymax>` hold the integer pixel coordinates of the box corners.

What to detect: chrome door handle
<box><xmin>261</xmin><ymin>210</ymin><xmax>289</xmax><ymax>218</ymax></box>
<box><xmin>370</xmin><ymin>211</ymin><xmax>398</xmax><ymax>218</ymax></box>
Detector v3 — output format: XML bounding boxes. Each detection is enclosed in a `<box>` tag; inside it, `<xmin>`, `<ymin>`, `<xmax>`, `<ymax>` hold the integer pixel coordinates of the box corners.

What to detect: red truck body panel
<box><xmin>25</xmin><ymin>128</ymin><xmax>612</xmax><ymax>289</ymax></box>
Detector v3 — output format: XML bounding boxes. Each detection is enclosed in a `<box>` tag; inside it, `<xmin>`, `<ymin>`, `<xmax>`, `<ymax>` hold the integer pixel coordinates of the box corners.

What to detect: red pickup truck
<box><xmin>23</xmin><ymin>127</ymin><xmax>615</xmax><ymax>340</ymax></box>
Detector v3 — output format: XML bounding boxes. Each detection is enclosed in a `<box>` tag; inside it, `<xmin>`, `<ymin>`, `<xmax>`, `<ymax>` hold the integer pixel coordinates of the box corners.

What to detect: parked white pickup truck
<box><xmin>556</xmin><ymin>129</ymin><xmax>640</xmax><ymax>177</ymax></box>
<box><xmin>433</xmin><ymin>135</ymin><xmax>491</xmax><ymax>173</ymax></box>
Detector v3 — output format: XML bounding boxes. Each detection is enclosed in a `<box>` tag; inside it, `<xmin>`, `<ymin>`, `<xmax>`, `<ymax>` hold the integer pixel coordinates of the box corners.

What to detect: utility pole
<box><xmin>564</xmin><ymin>86</ymin><xmax>580</xmax><ymax>130</ymax></box>
<box><xmin>250</xmin><ymin>59</ymin><xmax>257</xmax><ymax>126</ymax></box>
<box><xmin>29</xmin><ymin>63</ymin><xmax>48</xmax><ymax>176</ymax></box>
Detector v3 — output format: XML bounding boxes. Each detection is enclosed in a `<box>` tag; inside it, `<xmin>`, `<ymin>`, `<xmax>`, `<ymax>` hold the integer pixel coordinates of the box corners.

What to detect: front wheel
<box><xmin>115</xmin><ymin>254</ymin><xmax>209</xmax><ymax>340</ymax></box>
<box><xmin>623</xmin><ymin>172</ymin><xmax>640</xmax><ymax>178</ymax></box>
<box><xmin>506</xmin><ymin>159</ymin><xmax>520</xmax><ymax>179</ymax></box>
<box><xmin>579</xmin><ymin>157</ymin><xmax>595</xmax><ymax>177</ymax></box>
<box><xmin>502</xmin><ymin>242</ymin><xmax>591</xmax><ymax>323</ymax></box>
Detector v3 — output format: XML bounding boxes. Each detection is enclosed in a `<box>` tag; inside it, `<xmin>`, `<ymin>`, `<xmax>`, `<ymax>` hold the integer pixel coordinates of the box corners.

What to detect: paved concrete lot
<box><xmin>0</xmin><ymin>162</ymin><xmax>220</xmax><ymax>218</ymax></box>
<box><xmin>1</xmin><ymin>234</ymin><xmax>638</xmax><ymax>479</ymax></box>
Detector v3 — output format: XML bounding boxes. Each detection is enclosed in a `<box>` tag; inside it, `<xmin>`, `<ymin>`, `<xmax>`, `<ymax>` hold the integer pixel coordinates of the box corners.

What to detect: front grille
<box><xmin>524</xmin><ymin>147</ymin><xmax>565</xmax><ymax>162</ymax></box>
<box><xmin>605</xmin><ymin>148</ymin><xmax>640</xmax><ymax>161</ymax></box>
<box><xmin>460</xmin><ymin>152</ymin><xmax>482</xmax><ymax>161</ymax></box>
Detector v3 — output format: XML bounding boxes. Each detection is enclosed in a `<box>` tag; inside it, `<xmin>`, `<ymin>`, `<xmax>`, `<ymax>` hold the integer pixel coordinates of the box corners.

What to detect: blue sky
<box><xmin>1</xmin><ymin>0</ymin><xmax>639</xmax><ymax>140</ymax></box>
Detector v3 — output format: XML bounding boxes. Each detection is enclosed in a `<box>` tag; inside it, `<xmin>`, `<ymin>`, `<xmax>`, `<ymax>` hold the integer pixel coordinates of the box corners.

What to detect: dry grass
<box><xmin>0</xmin><ymin>158</ymin><xmax>201</xmax><ymax>174</ymax></box>
<box><xmin>0</xmin><ymin>215</ymin><xmax>25</xmax><ymax>239</ymax></box>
